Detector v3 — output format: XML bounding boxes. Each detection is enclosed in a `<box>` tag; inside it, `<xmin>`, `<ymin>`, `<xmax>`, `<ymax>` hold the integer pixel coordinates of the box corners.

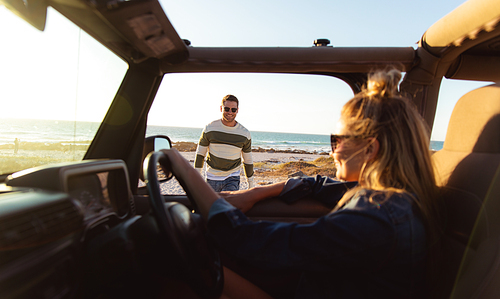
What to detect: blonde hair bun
<box><xmin>365</xmin><ymin>68</ymin><xmax>402</xmax><ymax>98</ymax></box>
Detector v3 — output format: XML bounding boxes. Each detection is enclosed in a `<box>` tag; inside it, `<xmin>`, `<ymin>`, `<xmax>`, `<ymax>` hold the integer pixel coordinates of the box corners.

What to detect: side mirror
<box><xmin>144</xmin><ymin>135</ymin><xmax>172</xmax><ymax>154</ymax></box>
<box><xmin>140</xmin><ymin>135</ymin><xmax>172</xmax><ymax>182</ymax></box>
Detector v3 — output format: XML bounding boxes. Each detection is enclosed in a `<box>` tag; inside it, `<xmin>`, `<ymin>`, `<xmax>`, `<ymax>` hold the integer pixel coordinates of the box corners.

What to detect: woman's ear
<box><xmin>365</xmin><ymin>138</ymin><xmax>379</xmax><ymax>161</ymax></box>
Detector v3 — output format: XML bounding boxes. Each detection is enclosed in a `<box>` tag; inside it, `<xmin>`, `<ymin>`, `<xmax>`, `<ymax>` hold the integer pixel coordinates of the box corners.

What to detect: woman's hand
<box><xmin>159</xmin><ymin>148</ymin><xmax>193</xmax><ymax>179</ymax></box>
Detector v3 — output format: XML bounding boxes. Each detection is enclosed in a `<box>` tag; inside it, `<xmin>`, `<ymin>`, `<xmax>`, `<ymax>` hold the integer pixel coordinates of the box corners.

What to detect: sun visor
<box><xmin>48</xmin><ymin>0</ymin><xmax>188</xmax><ymax>64</ymax></box>
<box><xmin>95</xmin><ymin>0</ymin><xmax>189</xmax><ymax>64</ymax></box>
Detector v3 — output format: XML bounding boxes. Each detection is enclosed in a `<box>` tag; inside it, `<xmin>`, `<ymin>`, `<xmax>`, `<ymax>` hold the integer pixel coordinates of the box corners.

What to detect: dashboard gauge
<box><xmin>7</xmin><ymin>160</ymin><xmax>132</xmax><ymax>221</ymax></box>
<box><xmin>67</xmin><ymin>172</ymin><xmax>116</xmax><ymax>220</ymax></box>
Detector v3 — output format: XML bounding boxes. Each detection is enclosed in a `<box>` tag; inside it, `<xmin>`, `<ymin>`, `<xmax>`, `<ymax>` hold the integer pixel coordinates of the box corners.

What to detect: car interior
<box><xmin>430</xmin><ymin>83</ymin><xmax>500</xmax><ymax>298</ymax></box>
<box><xmin>1</xmin><ymin>0</ymin><xmax>500</xmax><ymax>297</ymax></box>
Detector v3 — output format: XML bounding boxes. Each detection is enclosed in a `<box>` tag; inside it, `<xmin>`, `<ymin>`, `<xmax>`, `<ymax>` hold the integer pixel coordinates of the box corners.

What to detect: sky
<box><xmin>152</xmin><ymin>0</ymin><xmax>487</xmax><ymax>141</ymax></box>
<box><xmin>160</xmin><ymin>0</ymin><xmax>466</xmax><ymax>48</ymax></box>
<box><xmin>0</xmin><ymin>0</ymin><xmax>489</xmax><ymax>141</ymax></box>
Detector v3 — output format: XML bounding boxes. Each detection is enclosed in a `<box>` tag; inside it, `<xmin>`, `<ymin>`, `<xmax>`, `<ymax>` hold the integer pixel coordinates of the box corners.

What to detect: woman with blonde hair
<box><xmin>334</xmin><ymin>68</ymin><xmax>440</xmax><ymax>240</ymax></box>
<box><xmin>160</xmin><ymin>68</ymin><xmax>440</xmax><ymax>298</ymax></box>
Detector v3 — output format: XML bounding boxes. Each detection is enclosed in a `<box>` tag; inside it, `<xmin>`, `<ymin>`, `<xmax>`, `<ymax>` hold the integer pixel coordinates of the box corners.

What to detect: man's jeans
<box><xmin>207</xmin><ymin>176</ymin><xmax>240</xmax><ymax>192</ymax></box>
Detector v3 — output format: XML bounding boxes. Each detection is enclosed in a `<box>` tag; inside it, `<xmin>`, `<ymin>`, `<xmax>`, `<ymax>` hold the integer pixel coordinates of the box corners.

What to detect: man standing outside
<box><xmin>195</xmin><ymin>95</ymin><xmax>255</xmax><ymax>191</ymax></box>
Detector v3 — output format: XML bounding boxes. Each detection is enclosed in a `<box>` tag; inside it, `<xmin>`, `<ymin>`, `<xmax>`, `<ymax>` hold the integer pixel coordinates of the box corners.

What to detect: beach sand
<box><xmin>160</xmin><ymin>151</ymin><xmax>331</xmax><ymax>194</ymax></box>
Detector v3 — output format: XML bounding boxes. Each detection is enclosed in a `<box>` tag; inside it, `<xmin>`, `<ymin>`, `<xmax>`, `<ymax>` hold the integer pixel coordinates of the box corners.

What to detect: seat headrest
<box><xmin>444</xmin><ymin>83</ymin><xmax>500</xmax><ymax>153</ymax></box>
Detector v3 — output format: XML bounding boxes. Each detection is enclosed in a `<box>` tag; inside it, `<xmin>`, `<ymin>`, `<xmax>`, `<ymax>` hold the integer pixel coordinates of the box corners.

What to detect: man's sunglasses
<box><xmin>223</xmin><ymin>107</ymin><xmax>238</xmax><ymax>113</ymax></box>
<box><xmin>330</xmin><ymin>134</ymin><xmax>365</xmax><ymax>151</ymax></box>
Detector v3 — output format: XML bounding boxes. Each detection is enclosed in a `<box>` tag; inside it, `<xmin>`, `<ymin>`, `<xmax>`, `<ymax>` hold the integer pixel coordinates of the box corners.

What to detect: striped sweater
<box><xmin>195</xmin><ymin>120</ymin><xmax>254</xmax><ymax>180</ymax></box>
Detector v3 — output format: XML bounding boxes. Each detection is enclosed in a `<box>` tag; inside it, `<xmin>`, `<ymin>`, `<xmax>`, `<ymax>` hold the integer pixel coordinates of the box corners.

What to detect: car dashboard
<box><xmin>5</xmin><ymin>159</ymin><xmax>134</xmax><ymax>220</ymax></box>
<box><xmin>0</xmin><ymin>160</ymin><xmax>160</xmax><ymax>298</ymax></box>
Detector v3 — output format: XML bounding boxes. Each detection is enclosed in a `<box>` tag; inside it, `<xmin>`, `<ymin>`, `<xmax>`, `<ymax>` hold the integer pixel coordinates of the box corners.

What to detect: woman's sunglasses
<box><xmin>330</xmin><ymin>134</ymin><xmax>365</xmax><ymax>151</ymax></box>
<box><xmin>223</xmin><ymin>107</ymin><xmax>238</xmax><ymax>113</ymax></box>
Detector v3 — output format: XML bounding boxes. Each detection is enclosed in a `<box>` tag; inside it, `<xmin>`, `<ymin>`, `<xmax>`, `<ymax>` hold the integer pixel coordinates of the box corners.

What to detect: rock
<box><xmin>173</xmin><ymin>142</ymin><xmax>197</xmax><ymax>152</ymax></box>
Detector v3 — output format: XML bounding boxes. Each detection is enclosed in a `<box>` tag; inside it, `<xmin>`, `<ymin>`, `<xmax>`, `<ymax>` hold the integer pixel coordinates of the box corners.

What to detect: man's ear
<box><xmin>365</xmin><ymin>138</ymin><xmax>379</xmax><ymax>161</ymax></box>
<box><xmin>220</xmin><ymin>105</ymin><xmax>223</xmax><ymax>112</ymax></box>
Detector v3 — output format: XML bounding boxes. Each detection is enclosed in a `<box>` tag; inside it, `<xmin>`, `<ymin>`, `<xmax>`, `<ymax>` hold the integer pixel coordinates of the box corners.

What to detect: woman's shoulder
<box><xmin>354</xmin><ymin>188</ymin><xmax>414</xmax><ymax>203</ymax></box>
<box><xmin>346</xmin><ymin>189</ymin><xmax>418</xmax><ymax>220</ymax></box>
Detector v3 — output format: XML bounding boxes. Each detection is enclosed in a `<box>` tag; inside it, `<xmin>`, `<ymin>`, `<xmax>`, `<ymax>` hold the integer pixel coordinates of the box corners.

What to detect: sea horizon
<box><xmin>1</xmin><ymin>119</ymin><xmax>445</xmax><ymax>153</ymax></box>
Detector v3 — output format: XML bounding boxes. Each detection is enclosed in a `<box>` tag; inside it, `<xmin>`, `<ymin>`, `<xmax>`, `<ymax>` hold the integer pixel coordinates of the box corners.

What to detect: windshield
<box><xmin>147</xmin><ymin>72</ymin><xmax>354</xmax><ymax>194</ymax></box>
<box><xmin>0</xmin><ymin>7</ymin><xmax>128</xmax><ymax>176</ymax></box>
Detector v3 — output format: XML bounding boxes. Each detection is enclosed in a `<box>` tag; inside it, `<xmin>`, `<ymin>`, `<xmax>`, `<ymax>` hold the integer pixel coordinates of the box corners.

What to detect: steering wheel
<box><xmin>144</xmin><ymin>151</ymin><xmax>223</xmax><ymax>298</ymax></box>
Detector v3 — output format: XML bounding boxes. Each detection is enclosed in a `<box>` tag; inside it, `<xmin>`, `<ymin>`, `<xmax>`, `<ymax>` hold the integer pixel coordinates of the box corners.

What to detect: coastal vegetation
<box><xmin>0</xmin><ymin>141</ymin><xmax>89</xmax><ymax>152</ymax></box>
<box><xmin>0</xmin><ymin>155</ymin><xmax>77</xmax><ymax>175</ymax></box>
<box><xmin>255</xmin><ymin>156</ymin><xmax>337</xmax><ymax>179</ymax></box>
<box><xmin>0</xmin><ymin>142</ymin><xmax>88</xmax><ymax>175</ymax></box>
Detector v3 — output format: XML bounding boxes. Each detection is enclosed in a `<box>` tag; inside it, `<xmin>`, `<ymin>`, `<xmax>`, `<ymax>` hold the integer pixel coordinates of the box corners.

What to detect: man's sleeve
<box><xmin>241</xmin><ymin>138</ymin><xmax>254</xmax><ymax>178</ymax></box>
<box><xmin>194</xmin><ymin>130</ymin><xmax>209</xmax><ymax>170</ymax></box>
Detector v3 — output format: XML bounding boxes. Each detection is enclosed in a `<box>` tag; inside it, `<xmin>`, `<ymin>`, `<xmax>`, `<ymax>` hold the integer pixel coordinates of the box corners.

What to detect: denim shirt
<box><xmin>207</xmin><ymin>176</ymin><xmax>427</xmax><ymax>298</ymax></box>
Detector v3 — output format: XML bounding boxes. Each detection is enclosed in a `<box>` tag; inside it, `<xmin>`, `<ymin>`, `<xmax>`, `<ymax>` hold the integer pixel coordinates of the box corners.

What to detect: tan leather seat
<box><xmin>431</xmin><ymin>83</ymin><xmax>500</xmax><ymax>298</ymax></box>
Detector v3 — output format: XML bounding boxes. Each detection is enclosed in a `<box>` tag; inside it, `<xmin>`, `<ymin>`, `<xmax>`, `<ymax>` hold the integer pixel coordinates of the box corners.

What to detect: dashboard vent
<box><xmin>0</xmin><ymin>191</ymin><xmax>84</xmax><ymax>250</ymax></box>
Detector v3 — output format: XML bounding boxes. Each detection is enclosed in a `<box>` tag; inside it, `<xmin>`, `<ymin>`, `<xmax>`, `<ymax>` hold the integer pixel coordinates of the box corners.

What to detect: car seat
<box><xmin>430</xmin><ymin>83</ymin><xmax>500</xmax><ymax>298</ymax></box>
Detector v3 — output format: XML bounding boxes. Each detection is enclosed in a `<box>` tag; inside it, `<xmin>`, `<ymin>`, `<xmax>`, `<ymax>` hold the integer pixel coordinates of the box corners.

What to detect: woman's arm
<box><xmin>160</xmin><ymin>149</ymin><xmax>285</xmax><ymax>217</ymax></box>
<box><xmin>160</xmin><ymin>149</ymin><xmax>219</xmax><ymax>219</ymax></box>
<box><xmin>220</xmin><ymin>182</ymin><xmax>285</xmax><ymax>213</ymax></box>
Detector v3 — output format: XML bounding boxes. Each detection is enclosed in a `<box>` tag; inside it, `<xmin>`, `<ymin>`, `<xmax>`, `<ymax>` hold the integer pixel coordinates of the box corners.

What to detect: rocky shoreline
<box><xmin>173</xmin><ymin>141</ymin><xmax>329</xmax><ymax>155</ymax></box>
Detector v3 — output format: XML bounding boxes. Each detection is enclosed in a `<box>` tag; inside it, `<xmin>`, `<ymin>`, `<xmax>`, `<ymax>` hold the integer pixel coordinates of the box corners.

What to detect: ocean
<box><xmin>146</xmin><ymin>125</ymin><xmax>336</xmax><ymax>153</ymax></box>
<box><xmin>0</xmin><ymin>119</ymin><xmax>445</xmax><ymax>153</ymax></box>
<box><xmin>0</xmin><ymin>118</ymin><xmax>100</xmax><ymax>144</ymax></box>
